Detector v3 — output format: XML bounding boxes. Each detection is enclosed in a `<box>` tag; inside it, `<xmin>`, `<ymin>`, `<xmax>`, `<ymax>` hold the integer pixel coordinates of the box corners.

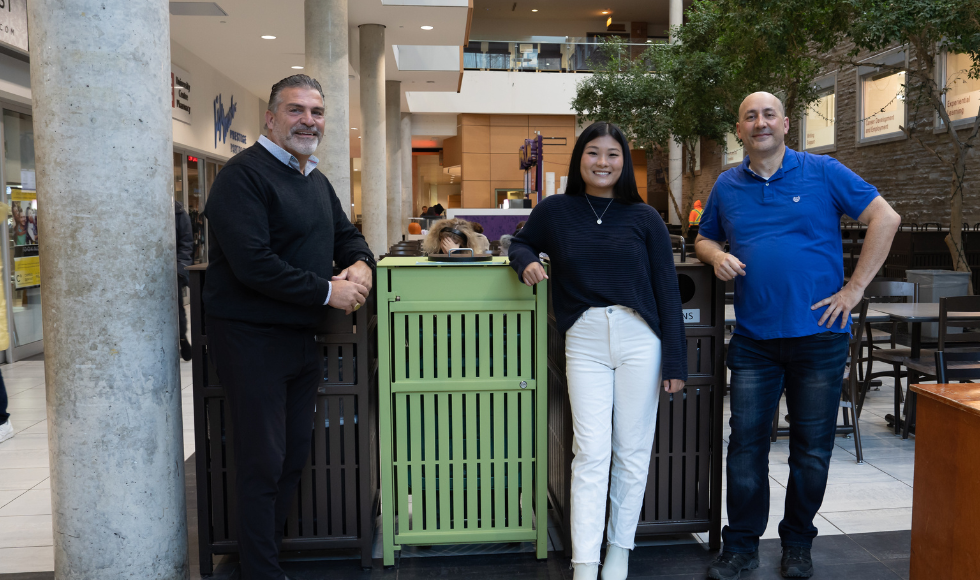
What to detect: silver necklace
<box><xmin>585</xmin><ymin>195</ymin><xmax>615</xmax><ymax>224</ymax></box>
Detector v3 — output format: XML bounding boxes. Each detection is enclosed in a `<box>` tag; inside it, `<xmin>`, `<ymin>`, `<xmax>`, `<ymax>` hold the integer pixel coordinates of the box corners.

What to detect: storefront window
<box><xmin>944</xmin><ymin>51</ymin><xmax>980</xmax><ymax>124</ymax></box>
<box><xmin>3</xmin><ymin>110</ymin><xmax>41</xmax><ymax>348</ymax></box>
<box><xmin>861</xmin><ymin>70</ymin><xmax>906</xmax><ymax>141</ymax></box>
<box><xmin>803</xmin><ymin>87</ymin><xmax>836</xmax><ymax>151</ymax></box>
<box><xmin>723</xmin><ymin>133</ymin><xmax>743</xmax><ymax>167</ymax></box>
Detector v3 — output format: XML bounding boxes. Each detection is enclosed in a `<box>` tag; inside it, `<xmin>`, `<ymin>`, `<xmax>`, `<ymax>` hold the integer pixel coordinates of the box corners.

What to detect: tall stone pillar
<box><xmin>359</xmin><ymin>24</ymin><xmax>387</xmax><ymax>255</ymax></box>
<box><xmin>306</xmin><ymin>0</ymin><xmax>352</xmax><ymax>217</ymax></box>
<box><xmin>400</xmin><ymin>114</ymin><xmax>414</xmax><ymax>236</ymax></box>
<box><xmin>27</xmin><ymin>1</ymin><xmax>188</xmax><ymax>578</ymax></box>
<box><xmin>385</xmin><ymin>81</ymin><xmax>402</xmax><ymax>246</ymax></box>
<box><xmin>668</xmin><ymin>0</ymin><xmax>684</xmax><ymax>225</ymax></box>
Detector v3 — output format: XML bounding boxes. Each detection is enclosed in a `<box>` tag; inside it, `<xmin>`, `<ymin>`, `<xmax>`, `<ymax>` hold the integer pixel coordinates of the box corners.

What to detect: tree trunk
<box><xmin>945</xmin><ymin>159</ymin><xmax>974</xmax><ymax>295</ymax></box>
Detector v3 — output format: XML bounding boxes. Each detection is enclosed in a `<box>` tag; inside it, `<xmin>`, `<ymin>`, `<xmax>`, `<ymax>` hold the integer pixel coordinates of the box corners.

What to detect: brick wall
<box><xmin>689</xmin><ymin>43</ymin><xmax>980</xmax><ymax>226</ymax></box>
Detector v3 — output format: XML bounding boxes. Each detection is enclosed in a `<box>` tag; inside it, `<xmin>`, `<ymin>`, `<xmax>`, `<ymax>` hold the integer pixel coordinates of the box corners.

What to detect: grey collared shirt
<box><xmin>258</xmin><ymin>135</ymin><xmax>319</xmax><ymax>176</ymax></box>
<box><xmin>257</xmin><ymin>134</ymin><xmax>332</xmax><ymax>304</ymax></box>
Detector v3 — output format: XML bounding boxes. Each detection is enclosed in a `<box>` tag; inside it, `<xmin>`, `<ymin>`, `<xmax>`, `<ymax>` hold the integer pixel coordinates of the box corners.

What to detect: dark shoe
<box><xmin>707</xmin><ymin>551</ymin><xmax>759</xmax><ymax>580</ymax></box>
<box><xmin>780</xmin><ymin>546</ymin><xmax>813</xmax><ymax>578</ymax></box>
<box><xmin>180</xmin><ymin>339</ymin><xmax>192</xmax><ymax>361</ymax></box>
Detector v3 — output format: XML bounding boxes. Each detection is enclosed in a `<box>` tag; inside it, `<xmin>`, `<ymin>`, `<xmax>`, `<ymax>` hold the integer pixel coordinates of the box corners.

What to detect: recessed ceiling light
<box><xmin>601</xmin><ymin>10</ymin><xmax>610</xmax><ymax>15</ymax></box>
<box><xmin>531</xmin><ymin>8</ymin><xmax>538</xmax><ymax>11</ymax></box>
<box><xmin>351</xmin><ymin>127</ymin><xmax>357</xmax><ymax>130</ymax></box>
<box><xmin>261</xmin><ymin>35</ymin><xmax>276</xmax><ymax>39</ymax></box>
<box><xmin>291</xmin><ymin>66</ymin><xmax>304</xmax><ymax>69</ymax></box>
<box><xmin>358</xmin><ymin>136</ymin><xmax>362</xmax><ymax>139</ymax></box>
<box><xmin>421</xmin><ymin>25</ymin><xmax>434</xmax><ymax>30</ymax></box>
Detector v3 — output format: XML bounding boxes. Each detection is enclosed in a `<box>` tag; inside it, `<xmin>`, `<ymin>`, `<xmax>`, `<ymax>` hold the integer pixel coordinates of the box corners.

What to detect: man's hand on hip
<box><xmin>711</xmin><ymin>253</ymin><xmax>746</xmax><ymax>281</ymax></box>
<box><xmin>334</xmin><ymin>260</ymin><xmax>373</xmax><ymax>292</ymax></box>
<box><xmin>811</xmin><ymin>283</ymin><xmax>862</xmax><ymax>329</ymax></box>
<box><xmin>328</xmin><ymin>279</ymin><xmax>368</xmax><ymax>315</ymax></box>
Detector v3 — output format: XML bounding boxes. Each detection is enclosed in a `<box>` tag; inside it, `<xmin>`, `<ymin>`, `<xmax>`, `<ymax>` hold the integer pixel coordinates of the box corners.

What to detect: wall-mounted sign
<box><xmin>0</xmin><ymin>1</ymin><xmax>28</xmax><ymax>53</ymax></box>
<box><xmin>214</xmin><ymin>94</ymin><xmax>246</xmax><ymax>153</ymax></box>
<box><xmin>14</xmin><ymin>255</ymin><xmax>39</xmax><ymax>288</ymax></box>
<box><xmin>172</xmin><ymin>64</ymin><xmax>192</xmax><ymax>125</ymax></box>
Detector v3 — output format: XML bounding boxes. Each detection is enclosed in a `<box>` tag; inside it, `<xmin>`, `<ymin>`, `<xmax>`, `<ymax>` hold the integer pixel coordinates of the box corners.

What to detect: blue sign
<box><xmin>213</xmin><ymin>94</ymin><xmax>237</xmax><ymax>149</ymax></box>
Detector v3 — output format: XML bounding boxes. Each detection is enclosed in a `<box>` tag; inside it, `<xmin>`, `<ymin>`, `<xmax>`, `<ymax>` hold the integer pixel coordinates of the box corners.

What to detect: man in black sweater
<box><xmin>203</xmin><ymin>74</ymin><xmax>375</xmax><ymax>580</ymax></box>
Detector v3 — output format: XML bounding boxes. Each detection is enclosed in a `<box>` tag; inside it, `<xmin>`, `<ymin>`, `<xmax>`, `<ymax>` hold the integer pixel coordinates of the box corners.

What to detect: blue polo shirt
<box><xmin>699</xmin><ymin>147</ymin><xmax>879</xmax><ymax>340</ymax></box>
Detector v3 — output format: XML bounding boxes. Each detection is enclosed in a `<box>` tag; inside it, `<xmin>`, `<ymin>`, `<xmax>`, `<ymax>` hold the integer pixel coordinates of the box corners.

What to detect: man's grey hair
<box><xmin>268</xmin><ymin>74</ymin><xmax>324</xmax><ymax>112</ymax></box>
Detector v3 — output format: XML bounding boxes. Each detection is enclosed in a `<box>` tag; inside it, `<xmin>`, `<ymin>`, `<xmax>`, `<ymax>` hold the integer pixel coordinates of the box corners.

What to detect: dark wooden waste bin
<box><xmin>189</xmin><ymin>265</ymin><xmax>379</xmax><ymax>573</ymax></box>
<box><xmin>547</xmin><ymin>258</ymin><xmax>724</xmax><ymax>555</ymax></box>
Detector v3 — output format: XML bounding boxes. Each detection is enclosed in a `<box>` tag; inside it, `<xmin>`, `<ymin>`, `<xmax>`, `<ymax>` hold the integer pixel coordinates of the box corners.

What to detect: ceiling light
<box><xmin>261</xmin><ymin>35</ymin><xmax>276</xmax><ymax>39</ymax></box>
<box><xmin>291</xmin><ymin>66</ymin><xmax>304</xmax><ymax>69</ymax></box>
<box><xmin>421</xmin><ymin>25</ymin><xmax>434</xmax><ymax>30</ymax></box>
<box><xmin>601</xmin><ymin>10</ymin><xmax>610</xmax><ymax>15</ymax></box>
<box><xmin>358</xmin><ymin>136</ymin><xmax>362</xmax><ymax>139</ymax></box>
<box><xmin>531</xmin><ymin>8</ymin><xmax>538</xmax><ymax>11</ymax></box>
<box><xmin>351</xmin><ymin>127</ymin><xmax>357</xmax><ymax>130</ymax></box>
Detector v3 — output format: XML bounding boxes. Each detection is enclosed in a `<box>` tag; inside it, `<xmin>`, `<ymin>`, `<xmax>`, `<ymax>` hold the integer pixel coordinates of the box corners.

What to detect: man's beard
<box><xmin>276</xmin><ymin>124</ymin><xmax>321</xmax><ymax>155</ymax></box>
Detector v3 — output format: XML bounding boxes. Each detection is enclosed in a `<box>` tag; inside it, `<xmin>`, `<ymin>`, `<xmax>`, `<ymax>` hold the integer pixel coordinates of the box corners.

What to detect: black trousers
<box><xmin>206</xmin><ymin>316</ymin><xmax>322</xmax><ymax>580</ymax></box>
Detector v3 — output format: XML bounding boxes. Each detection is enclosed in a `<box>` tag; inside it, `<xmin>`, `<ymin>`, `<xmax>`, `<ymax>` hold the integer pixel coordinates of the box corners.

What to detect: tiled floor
<box><xmin>0</xmin><ymin>358</ymin><xmax>918</xmax><ymax>576</ymax></box>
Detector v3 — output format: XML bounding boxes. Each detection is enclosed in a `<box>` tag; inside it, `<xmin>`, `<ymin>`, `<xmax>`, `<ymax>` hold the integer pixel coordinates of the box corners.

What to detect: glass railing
<box><xmin>464</xmin><ymin>37</ymin><xmax>667</xmax><ymax>73</ymax></box>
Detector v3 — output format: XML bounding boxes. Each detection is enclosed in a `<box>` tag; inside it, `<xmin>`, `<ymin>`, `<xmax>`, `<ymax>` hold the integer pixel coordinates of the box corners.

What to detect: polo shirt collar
<box><xmin>741</xmin><ymin>146</ymin><xmax>799</xmax><ymax>182</ymax></box>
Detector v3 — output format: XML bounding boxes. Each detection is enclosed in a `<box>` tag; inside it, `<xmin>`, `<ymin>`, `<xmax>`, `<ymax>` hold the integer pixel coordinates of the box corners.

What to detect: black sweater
<box><xmin>508</xmin><ymin>194</ymin><xmax>688</xmax><ymax>380</ymax></box>
<box><xmin>202</xmin><ymin>144</ymin><xmax>375</xmax><ymax>328</ymax></box>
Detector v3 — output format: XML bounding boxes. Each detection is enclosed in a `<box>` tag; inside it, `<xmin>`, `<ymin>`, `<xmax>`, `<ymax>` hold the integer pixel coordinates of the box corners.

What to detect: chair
<box><xmin>902</xmin><ymin>295</ymin><xmax>980</xmax><ymax>436</ymax></box>
<box><xmin>771</xmin><ymin>298</ymin><xmax>868</xmax><ymax>463</ymax></box>
<box><xmin>934</xmin><ymin>350</ymin><xmax>980</xmax><ymax>383</ymax></box>
<box><xmin>669</xmin><ymin>235</ymin><xmax>687</xmax><ymax>262</ymax></box>
<box><xmin>861</xmin><ymin>280</ymin><xmax>919</xmax><ymax>434</ymax></box>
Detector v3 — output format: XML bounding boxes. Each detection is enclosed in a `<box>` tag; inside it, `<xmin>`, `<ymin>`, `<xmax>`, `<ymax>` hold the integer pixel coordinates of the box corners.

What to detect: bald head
<box><xmin>739</xmin><ymin>92</ymin><xmax>785</xmax><ymax>119</ymax></box>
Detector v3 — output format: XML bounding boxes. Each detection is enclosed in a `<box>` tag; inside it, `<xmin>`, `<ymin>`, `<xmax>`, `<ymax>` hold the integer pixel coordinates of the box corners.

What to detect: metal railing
<box><xmin>464</xmin><ymin>37</ymin><xmax>666</xmax><ymax>73</ymax></box>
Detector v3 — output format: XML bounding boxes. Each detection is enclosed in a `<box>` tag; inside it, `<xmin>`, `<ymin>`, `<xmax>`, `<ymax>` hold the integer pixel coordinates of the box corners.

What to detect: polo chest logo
<box><xmin>793</xmin><ymin>196</ymin><xmax>801</xmax><ymax>202</ymax></box>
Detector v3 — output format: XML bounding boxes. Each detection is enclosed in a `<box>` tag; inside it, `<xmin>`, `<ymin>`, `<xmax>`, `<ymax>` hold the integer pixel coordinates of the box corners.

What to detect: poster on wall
<box><xmin>14</xmin><ymin>255</ymin><xmax>38</xmax><ymax>288</ymax></box>
<box><xmin>172</xmin><ymin>64</ymin><xmax>192</xmax><ymax>125</ymax></box>
<box><xmin>0</xmin><ymin>1</ymin><xmax>28</xmax><ymax>54</ymax></box>
<box><xmin>10</xmin><ymin>189</ymin><xmax>37</xmax><ymax>247</ymax></box>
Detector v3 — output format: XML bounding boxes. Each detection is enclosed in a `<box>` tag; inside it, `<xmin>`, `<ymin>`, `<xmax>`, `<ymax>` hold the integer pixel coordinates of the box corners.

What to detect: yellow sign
<box><xmin>10</xmin><ymin>188</ymin><xmax>35</xmax><ymax>202</ymax></box>
<box><xmin>14</xmin><ymin>256</ymin><xmax>39</xmax><ymax>288</ymax></box>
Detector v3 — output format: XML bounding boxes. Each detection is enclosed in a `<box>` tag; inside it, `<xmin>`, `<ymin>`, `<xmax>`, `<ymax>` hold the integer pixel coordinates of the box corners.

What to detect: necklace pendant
<box><xmin>597</xmin><ymin>219</ymin><xmax>602</xmax><ymax>224</ymax></box>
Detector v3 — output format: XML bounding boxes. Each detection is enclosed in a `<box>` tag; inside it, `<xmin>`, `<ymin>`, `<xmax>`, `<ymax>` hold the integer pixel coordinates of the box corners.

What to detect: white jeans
<box><xmin>565</xmin><ymin>306</ymin><xmax>663</xmax><ymax>564</ymax></box>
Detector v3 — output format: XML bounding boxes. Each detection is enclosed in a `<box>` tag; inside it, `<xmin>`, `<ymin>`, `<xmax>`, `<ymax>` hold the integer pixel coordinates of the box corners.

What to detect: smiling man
<box><xmin>202</xmin><ymin>75</ymin><xmax>375</xmax><ymax>580</ymax></box>
<box><xmin>695</xmin><ymin>92</ymin><xmax>900</xmax><ymax>580</ymax></box>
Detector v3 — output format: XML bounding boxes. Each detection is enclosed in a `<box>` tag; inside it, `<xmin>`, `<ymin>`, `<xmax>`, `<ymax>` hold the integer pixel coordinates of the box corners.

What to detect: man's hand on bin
<box><xmin>329</xmin><ymin>279</ymin><xmax>368</xmax><ymax>315</ymax></box>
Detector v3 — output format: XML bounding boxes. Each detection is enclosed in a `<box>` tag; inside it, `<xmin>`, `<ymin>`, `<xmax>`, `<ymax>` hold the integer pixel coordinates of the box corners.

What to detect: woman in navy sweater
<box><xmin>509</xmin><ymin>122</ymin><xmax>687</xmax><ymax>580</ymax></box>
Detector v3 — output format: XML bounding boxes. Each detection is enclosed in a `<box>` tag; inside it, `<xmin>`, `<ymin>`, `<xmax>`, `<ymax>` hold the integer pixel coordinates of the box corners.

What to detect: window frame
<box><xmin>720</xmin><ymin>132</ymin><xmax>743</xmax><ymax>169</ymax></box>
<box><xmin>935</xmin><ymin>48</ymin><xmax>980</xmax><ymax>133</ymax></box>
<box><xmin>855</xmin><ymin>48</ymin><xmax>909</xmax><ymax>147</ymax></box>
<box><xmin>800</xmin><ymin>74</ymin><xmax>837</xmax><ymax>154</ymax></box>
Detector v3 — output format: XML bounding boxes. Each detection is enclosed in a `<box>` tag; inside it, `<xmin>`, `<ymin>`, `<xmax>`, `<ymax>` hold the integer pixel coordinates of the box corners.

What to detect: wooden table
<box><xmin>908</xmin><ymin>383</ymin><xmax>980</xmax><ymax>579</ymax></box>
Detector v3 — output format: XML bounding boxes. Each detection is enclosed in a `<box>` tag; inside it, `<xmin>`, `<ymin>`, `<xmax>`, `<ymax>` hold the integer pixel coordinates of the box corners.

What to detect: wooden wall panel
<box><xmin>443</xmin><ymin>136</ymin><xmax>462</xmax><ymax>168</ymax></box>
<box><xmin>490</xmin><ymin>126</ymin><xmax>529</xmax><ymax>154</ymax></box>
<box><xmin>462</xmin><ymin>180</ymin><xmax>492</xmax><ymax>208</ymax></box>
<box><xmin>490</xmin><ymin>114</ymin><xmax>529</xmax><ymax>127</ymax></box>
<box><xmin>461</xmin><ymin>125</ymin><xmax>490</xmax><ymax>153</ymax></box>
<box><xmin>490</xmin><ymin>153</ymin><xmax>524</xmax><ymax>181</ymax></box>
<box><xmin>462</xmin><ymin>153</ymin><xmax>491</xmax><ymax>181</ymax></box>
<box><xmin>529</xmin><ymin>115</ymin><xmax>574</xmax><ymax>127</ymax></box>
<box><xmin>459</xmin><ymin>113</ymin><xmax>490</xmax><ymax>126</ymax></box>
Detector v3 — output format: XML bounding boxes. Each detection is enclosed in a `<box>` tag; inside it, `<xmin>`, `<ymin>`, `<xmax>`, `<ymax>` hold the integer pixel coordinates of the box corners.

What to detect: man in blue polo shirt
<box><xmin>696</xmin><ymin>92</ymin><xmax>900</xmax><ymax>580</ymax></box>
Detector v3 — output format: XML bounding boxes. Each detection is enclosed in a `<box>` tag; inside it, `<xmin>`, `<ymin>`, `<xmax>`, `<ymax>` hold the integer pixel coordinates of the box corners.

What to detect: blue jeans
<box><xmin>723</xmin><ymin>331</ymin><xmax>849</xmax><ymax>552</ymax></box>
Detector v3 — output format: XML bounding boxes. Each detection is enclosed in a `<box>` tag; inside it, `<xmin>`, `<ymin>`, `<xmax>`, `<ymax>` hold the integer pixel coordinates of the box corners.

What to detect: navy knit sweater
<box><xmin>202</xmin><ymin>144</ymin><xmax>375</xmax><ymax>328</ymax></box>
<box><xmin>508</xmin><ymin>194</ymin><xmax>688</xmax><ymax>380</ymax></box>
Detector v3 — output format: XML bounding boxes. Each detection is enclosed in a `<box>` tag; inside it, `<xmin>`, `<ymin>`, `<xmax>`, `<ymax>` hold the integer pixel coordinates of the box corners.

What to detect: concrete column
<box><xmin>400</xmin><ymin>114</ymin><xmax>414</xmax><ymax>236</ymax></box>
<box><xmin>359</xmin><ymin>24</ymin><xmax>387</xmax><ymax>255</ymax></box>
<box><xmin>27</xmin><ymin>1</ymin><xmax>188</xmax><ymax>578</ymax></box>
<box><xmin>385</xmin><ymin>80</ymin><xmax>402</xmax><ymax>246</ymax></box>
<box><xmin>668</xmin><ymin>0</ymin><xmax>684</xmax><ymax>225</ymax></box>
<box><xmin>306</xmin><ymin>0</ymin><xmax>352</xmax><ymax>217</ymax></box>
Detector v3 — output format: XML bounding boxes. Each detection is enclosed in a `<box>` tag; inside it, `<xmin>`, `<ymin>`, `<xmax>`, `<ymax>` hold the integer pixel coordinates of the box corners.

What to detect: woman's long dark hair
<box><xmin>564</xmin><ymin>122</ymin><xmax>644</xmax><ymax>205</ymax></box>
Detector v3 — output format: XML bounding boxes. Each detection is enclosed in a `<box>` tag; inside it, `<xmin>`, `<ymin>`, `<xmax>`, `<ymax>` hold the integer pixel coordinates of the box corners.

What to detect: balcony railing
<box><xmin>464</xmin><ymin>37</ymin><xmax>666</xmax><ymax>73</ymax></box>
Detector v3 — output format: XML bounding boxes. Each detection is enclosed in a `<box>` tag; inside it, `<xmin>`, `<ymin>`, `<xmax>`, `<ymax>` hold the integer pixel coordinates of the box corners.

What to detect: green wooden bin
<box><xmin>377</xmin><ymin>256</ymin><xmax>548</xmax><ymax>565</ymax></box>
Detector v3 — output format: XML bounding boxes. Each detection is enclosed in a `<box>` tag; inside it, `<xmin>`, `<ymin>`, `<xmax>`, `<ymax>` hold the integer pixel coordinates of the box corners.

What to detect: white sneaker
<box><xmin>573</xmin><ymin>563</ymin><xmax>599</xmax><ymax>580</ymax></box>
<box><xmin>602</xmin><ymin>545</ymin><xmax>630</xmax><ymax>580</ymax></box>
<box><xmin>0</xmin><ymin>419</ymin><xmax>12</xmax><ymax>444</ymax></box>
